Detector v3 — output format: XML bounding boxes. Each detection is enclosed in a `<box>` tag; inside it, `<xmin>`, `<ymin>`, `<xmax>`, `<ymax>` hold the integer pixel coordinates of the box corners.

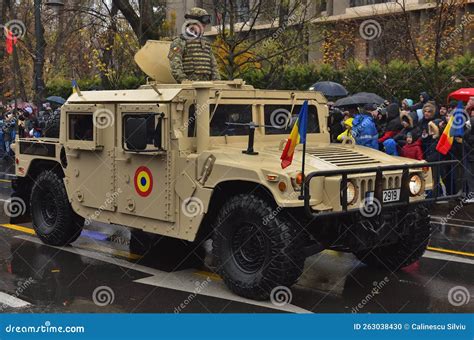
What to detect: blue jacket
<box><xmin>351</xmin><ymin>113</ymin><xmax>379</xmax><ymax>150</ymax></box>
<box><xmin>383</xmin><ymin>138</ymin><xmax>399</xmax><ymax>156</ymax></box>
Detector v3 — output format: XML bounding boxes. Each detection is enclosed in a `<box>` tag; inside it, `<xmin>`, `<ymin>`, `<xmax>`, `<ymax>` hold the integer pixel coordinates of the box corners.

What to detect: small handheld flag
<box><xmin>280</xmin><ymin>100</ymin><xmax>308</xmax><ymax>169</ymax></box>
<box><xmin>436</xmin><ymin>101</ymin><xmax>465</xmax><ymax>155</ymax></box>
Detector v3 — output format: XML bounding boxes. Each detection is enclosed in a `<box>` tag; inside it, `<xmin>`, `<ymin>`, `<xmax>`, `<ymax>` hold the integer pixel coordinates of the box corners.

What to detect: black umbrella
<box><xmin>309</xmin><ymin>81</ymin><xmax>349</xmax><ymax>97</ymax></box>
<box><xmin>335</xmin><ymin>92</ymin><xmax>385</xmax><ymax>108</ymax></box>
<box><xmin>46</xmin><ymin>96</ymin><xmax>66</xmax><ymax>105</ymax></box>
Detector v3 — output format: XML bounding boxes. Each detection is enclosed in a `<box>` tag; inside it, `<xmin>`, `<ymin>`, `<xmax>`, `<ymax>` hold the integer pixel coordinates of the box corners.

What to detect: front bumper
<box><xmin>302</xmin><ymin>160</ymin><xmax>463</xmax><ymax>218</ymax></box>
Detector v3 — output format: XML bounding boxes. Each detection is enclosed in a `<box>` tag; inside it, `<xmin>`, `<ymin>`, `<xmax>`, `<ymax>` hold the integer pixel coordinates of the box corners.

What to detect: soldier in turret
<box><xmin>168</xmin><ymin>7</ymin><xmax>221</xmax><ymax>83</ymax></box>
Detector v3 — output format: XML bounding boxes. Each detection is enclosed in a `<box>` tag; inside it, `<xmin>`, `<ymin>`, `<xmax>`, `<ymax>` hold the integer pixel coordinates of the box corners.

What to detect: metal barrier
<box><xmin>302</xmin><ymin>160</ymin><xmax>464</xmax><ymax>218</ymax></box>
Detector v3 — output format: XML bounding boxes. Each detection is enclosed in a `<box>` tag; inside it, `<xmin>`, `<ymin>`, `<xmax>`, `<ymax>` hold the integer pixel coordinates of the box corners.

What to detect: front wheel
<box><xmin>30</xmin><ymin>170</ymin><xmax>84</xmax><ymax>246</ymax></box>
<box><xmin>354</xmin><ymin>206</ymin><xmax>431</xmax><ymax>270</ymax></box>
<box><xmin>212</xmin><ymin>194</ymin><xmax>305</xmax><ymax>300</ymax></box>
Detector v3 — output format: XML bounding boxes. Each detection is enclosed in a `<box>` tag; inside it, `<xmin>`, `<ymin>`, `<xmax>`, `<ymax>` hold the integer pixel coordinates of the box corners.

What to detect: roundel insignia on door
<box><xmin>134</xmin><ymin>166</ymin><xmax>153</xmax><ymax>197</ymax></box>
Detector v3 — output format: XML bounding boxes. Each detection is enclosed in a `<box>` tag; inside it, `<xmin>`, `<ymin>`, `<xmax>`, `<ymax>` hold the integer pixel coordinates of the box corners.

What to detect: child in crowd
<box><xmin>400</xmin><ymin>132</ymin><xmax>423</xmax><ymax>160</ymax></box>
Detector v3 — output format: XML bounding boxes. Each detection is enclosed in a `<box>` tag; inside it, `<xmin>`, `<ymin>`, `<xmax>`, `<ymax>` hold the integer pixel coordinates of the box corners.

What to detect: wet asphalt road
<box><xmin>0</xmin><ymin>162</ymin><xmax>472</xmax><ymax>314</ymax></box>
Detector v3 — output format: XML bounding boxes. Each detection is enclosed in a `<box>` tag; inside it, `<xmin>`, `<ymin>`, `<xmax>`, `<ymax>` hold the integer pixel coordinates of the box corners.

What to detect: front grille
<box><xmin>358</xmin><ymin>175</ymin><xmax>402</xmax><ymax>201</ymax></box>
<box><xmin>309</xmin><ymin>147</ymin><xmax>380</xmax><ymax>166</ymax></box>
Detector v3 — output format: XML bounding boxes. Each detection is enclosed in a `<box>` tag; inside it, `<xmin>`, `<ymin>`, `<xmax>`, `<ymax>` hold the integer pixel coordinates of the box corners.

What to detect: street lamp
<box><xmin>33</xmin><ymin>0</ymin><xmax>64</xmax><ymax>109</ymax></box>
<box><xmin>45</xmin><ymin>0</ymin><xmax>65</xmax><ymax>7</ymax></box>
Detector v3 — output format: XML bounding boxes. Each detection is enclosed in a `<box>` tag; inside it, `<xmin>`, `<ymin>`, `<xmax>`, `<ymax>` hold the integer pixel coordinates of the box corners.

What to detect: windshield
<box><xmin>264</xmin><ymin>105</ymin><xmax>320</xmax><ymax>135</ymax></box>
<box><xmin>187</xmin><ymin>103</ymin><xmax>320</xmax><ymax>137</ymax></box>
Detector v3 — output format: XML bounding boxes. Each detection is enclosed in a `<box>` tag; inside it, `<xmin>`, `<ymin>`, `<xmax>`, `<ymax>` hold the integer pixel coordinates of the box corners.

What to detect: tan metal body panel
<box><xmin>14</xmin><ymin>46</ymin><xmax>430</xmax><ymax>242</ymax></box>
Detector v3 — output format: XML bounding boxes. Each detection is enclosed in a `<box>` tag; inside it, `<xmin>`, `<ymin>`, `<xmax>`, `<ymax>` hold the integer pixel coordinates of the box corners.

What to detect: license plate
<box><xmin>383</xmin><ymin>189</ymin><xmax>400</xmax><ymax>203</ymax></box>
<box><xmin>366</xmin><ymin>189</ymin><xmax>401</xmax><ymax>203</ymax></box>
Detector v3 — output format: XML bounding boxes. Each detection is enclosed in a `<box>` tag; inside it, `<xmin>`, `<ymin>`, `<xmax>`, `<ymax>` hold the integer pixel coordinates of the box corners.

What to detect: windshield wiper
<box><xmin>225</xmin><ymin>122</ymin><xmax>283</xmax><ymax>155</ymax></box>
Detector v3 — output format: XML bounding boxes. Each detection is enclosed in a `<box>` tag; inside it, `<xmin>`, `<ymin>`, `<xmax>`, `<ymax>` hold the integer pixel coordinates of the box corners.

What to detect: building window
<box><xmin>350</xmin><ymin>0</ymin><xmax>393</xmax><ymax>7</ymax></box>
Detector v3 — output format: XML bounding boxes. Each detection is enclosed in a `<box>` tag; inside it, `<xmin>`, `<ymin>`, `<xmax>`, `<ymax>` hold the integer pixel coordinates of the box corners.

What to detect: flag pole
<box><xmin>299</xmin><ymin>102</ymin><xmax>308</xmax><ymax>201</ymax></box>
<box><xmin>299</xmin><ymin>139</ymin><xmax>306</xmax><ymax>200</ymax></box>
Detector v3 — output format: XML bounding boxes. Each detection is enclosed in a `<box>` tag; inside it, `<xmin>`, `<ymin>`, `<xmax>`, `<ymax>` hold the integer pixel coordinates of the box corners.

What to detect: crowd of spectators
<box><xmin>0</xmin><ymin>102</ymin><xmax>57</xmax><ymax>160</ymax></box>
<box><xmin>329</xmin><ymin>93</ymin><xmax>474</xmax><ymax>202</ymax></box>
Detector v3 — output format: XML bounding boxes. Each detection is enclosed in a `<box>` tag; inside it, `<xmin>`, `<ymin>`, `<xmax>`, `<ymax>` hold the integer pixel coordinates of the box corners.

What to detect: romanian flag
<box><xmin>5</xmin><ymin>29</ymin><xmax>17</xmax><ymax>55</ymax></box>
<box><xmin>436</xmin><ymin>102</ymin><xmax>465</xmax><ymax>155</ymax></box>
<box><xmin>280</xmin><ymin>100</ymin><xmax>308</xmax><ymax>169</ymax></box>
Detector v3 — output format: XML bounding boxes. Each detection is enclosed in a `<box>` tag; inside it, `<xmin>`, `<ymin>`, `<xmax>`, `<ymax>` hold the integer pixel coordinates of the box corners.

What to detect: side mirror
<box><xmin>125</xmin><ymin>117</ymin><xmax>147</xmax><ymax>151</ymax></box>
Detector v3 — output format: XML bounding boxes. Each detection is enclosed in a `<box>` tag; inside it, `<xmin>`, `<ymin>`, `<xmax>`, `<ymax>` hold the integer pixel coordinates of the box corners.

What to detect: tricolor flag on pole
<box><xmin>436</xmin><ymin>101</ymin><xmax>465</xmax><ymax>155</ymax></box>
<box><xmin>280</xmin><ymin>100</ymin><xmax>308</xmax><ymax>169</ymax></box>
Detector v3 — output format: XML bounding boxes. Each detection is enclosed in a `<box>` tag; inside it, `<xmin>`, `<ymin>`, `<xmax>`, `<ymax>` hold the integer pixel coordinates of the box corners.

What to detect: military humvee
<box><xmin>12</xmin><ymin>41</ymin><xmax>460</xmax><ymax>300</ymax></box>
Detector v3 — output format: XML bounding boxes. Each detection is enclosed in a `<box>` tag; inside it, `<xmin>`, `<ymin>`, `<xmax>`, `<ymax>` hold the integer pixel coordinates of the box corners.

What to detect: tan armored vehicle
<box><xmin>12</xmin><ymin>41</ymin><xmax>460</xmax><ymax>300</ymax></box>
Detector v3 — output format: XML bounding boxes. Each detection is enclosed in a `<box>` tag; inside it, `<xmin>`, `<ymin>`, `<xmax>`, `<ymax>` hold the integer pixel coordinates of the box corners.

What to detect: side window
<box><xmin>264</xmin><ymin>105</ymin><xmax>320</xmax><ymax>135</ymax></box>
<box><xmin>123</xmin><ymin>113</ymin><xmax>163</xmax><ymax>151</ymax></box>
<box><xmin>187</xmin><ymin>104</ymin><xmax>253</xmax><ymax>137</ymax></box>
<box><xmin>69</xmin><ymin>113</ymin><xmax>93</xmax><ymax>141</ymax></box>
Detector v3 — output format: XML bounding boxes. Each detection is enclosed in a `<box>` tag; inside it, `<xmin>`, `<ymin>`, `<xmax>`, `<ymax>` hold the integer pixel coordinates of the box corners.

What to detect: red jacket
<box><xmin>378</xmin><ymin>130</ymin><xmax>399</xmax><ymax>143</ymax></box>
<box><xmin>400</xmin><ymin>139</ymin><xmax>424</xmax><ymax>160</ymax></box>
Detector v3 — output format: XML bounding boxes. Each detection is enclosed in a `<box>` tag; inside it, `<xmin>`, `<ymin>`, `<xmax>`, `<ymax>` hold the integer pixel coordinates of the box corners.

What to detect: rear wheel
<box><xmin>212</xmin><ymin>194</ymin><xmax>305</xmax><ymax>300</ymax></box>
<box><xmin>354</xmin><ymin>206</ymin><xmax>431</xmax><ymax>270</ymax></box>
<box><xmin>30</xmin><ymin>170</ymin><xmax>84</xmax><ymax>246</ymax></box>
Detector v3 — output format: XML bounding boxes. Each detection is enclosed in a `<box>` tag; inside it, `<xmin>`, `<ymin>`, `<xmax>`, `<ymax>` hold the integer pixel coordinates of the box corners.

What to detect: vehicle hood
<box><xmin>209</xmin><ymin>142</ymin><xmax>423</xmax><ymax>174</ymax></box>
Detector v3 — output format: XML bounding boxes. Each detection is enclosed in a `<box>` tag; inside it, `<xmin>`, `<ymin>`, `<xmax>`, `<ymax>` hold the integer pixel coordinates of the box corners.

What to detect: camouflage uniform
<box><xmin>168</xmin><ymin>8</ymin><xmax>220</xmax><ymax>83</ymax></box>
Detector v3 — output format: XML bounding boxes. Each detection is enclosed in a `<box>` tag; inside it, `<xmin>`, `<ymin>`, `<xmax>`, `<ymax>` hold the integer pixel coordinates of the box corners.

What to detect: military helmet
<box><xmin>185</xmin><ymin>7</ymin><xmax>212</xmax><ymax>25</ymax></box>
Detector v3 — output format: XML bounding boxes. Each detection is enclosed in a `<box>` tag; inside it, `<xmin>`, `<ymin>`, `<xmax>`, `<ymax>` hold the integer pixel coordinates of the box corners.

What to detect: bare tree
<box><xmin>203</xmin><ymin>0</ymin><xmax>322</xmax><ymax>82</ymax></box>
<box><xmin>394</xmin><ymin>0</ymin><xmax>468</xmax><ymax>97</ymax></box>
<box><xmin>112</xmin><ymin>0</ymin><xmax>166</xmax><ymax>45</ymax></box>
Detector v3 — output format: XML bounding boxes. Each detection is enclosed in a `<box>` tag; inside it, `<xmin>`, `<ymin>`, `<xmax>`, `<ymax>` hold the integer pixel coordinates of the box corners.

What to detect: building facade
<box><xmin>166</xmin><ymin>0</ymin><xmax>474</xmax><ymax>64</ymax></box>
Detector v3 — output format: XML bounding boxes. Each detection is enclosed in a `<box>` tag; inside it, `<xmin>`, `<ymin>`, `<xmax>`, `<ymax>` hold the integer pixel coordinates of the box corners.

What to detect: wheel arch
<box><xmin>12</xmin><ymin>159</ymin><xmax>65</xmax><ymax>224</ymax></box>
<box><xmin>196</xmin><ymin>180</ymin><xmax>277</xmax><ymax>242</ymax></box>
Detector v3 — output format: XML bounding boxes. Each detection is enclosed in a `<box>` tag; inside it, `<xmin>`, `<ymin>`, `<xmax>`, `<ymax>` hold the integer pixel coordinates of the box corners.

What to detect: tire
<box><xmin>30</xmin><ymin>170</ymin><xmax>84</xmax><ymax>246</ymax></box>
<box><xmin>212</xmin><ymin>194</ymin><xmax>305</xmax><ymax>300</ymax></box>
<box><xmin>354</xmin><ymin>206</ymin><xmax>431</xmax><ymax>270</ymax></box>
<box><xmin>43</xmin><ymin>111</ymin><xmax>60</xmax><ymax>138</ymax></box>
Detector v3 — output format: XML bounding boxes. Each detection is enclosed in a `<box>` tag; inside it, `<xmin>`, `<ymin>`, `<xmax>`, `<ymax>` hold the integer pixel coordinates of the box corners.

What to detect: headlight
<box><xmin>291</xmin><ymin>172</ymin><xmax>304</xmax><ymax>191</ymax></box>
<box><xmin>309</xmin><ymin>87</ymin><xmax>315</xmax><ymax>91</ymax></box>
<box><xmin>345</xmin><ymin>181</ymin><xmax>358</xmax><ymax>205</ymax></box>
<box><xmin>409</xmin><ymin>174</ymin><xmax>423</xmax><ymax>196</ymax></box>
